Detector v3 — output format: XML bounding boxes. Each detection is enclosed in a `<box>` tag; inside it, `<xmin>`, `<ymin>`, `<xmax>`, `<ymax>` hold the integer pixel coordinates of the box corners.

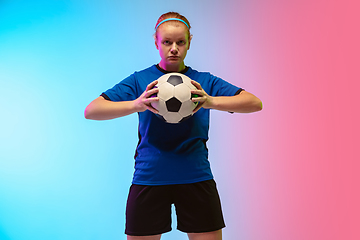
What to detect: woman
<box><xmin>85</xmin><ymin>12</ymin><xmax>262</xmax><ymax>240</ymax></box>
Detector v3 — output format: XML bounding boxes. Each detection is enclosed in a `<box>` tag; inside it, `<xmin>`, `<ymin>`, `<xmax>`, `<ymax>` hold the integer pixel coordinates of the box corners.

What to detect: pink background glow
<box><xmin>211</xmin><ymin>1</ymin><xmax>360</xmax><ymax>239</ymax></box>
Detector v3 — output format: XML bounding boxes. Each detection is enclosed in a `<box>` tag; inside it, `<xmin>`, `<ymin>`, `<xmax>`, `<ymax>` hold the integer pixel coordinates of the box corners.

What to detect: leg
<box><xmin>187</xmin><ymin>229</ymin><xmax>222</xmax><ymax>240</ymax></box>
<box><xmin>174</xmin><ymin>180</ymin><xmax>225</xmax><ymax>234</ymax></box>
<box><xmin>125</xmin><ymin>185</ymin><xmax>172</xmax><ymax>237</ymax></box>
<box><xmin>127</xmin><ymin>234</ymin><xmax>162</xmax><ymax>240</ymax></box>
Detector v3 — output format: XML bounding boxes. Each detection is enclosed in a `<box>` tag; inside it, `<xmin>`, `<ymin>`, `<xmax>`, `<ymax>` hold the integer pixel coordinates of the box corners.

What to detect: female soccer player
<box><xmin>85</xmin><ymin>12</ymin><xmax>262</xmax><ymax>240</ymax></box>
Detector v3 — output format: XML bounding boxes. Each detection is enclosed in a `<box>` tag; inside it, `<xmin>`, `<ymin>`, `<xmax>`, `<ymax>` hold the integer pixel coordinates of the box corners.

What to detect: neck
<box><xmin>159</xmin><ymin>61</ymin><xmax>185</xmax><ymax>72</ymax></box>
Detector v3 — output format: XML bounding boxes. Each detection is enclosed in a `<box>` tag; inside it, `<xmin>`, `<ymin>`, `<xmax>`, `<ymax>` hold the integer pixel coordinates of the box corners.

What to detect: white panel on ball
<box><xmin>163</xmin><ymin>112</ymin><xmax>183</xmax><ymax>124</ymax></box>
<box><xmin>174</xmin><ymin>83</ymin><xmax>192</xmax><ymax>102</ymax></box>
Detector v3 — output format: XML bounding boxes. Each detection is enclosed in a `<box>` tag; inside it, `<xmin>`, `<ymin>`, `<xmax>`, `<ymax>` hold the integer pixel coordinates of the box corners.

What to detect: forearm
<box><xmin>206</xmin><ymin>91</ymin><xmax>263</xmax><ymax>113</ymax></box>
<box><xmin>84</xmin><ymin>96</ymin><xmax>138</xmax><ymax>120</ymax></box>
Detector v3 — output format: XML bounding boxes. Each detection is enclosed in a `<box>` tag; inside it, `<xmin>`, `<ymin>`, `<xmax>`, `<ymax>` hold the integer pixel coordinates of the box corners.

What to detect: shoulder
<box><xmin>135</xmin><ymin>65</ymin><xmax>162</xmax><ymax>76</ymax></box>
<box><xmin>186</xmin><ymin>67</ymin><xmax>241</xmax><ymax>96</ymax></box>
<box><xmin>186</xmin><ymin>67</ymin><xmax>221</xmax><ymax>85</ymax></box>
<box><xmin>122</xmin><ymin>65</ymin><xmax>162</xmax><ymax>84</ymax></box>
<box><xmin>186</xmin><ymin>67</ymin><xmax>212</xmax><ymax>80</ymax></box>
<box><xmin>131</xmin><ymin>65</ymin><xmax>163</xmax><ymax>82</ymax></box>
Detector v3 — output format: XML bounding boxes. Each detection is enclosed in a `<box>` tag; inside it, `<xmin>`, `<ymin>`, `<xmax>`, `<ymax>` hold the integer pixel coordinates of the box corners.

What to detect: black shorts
<box><xmin>125</xmin><ymin>179</ymin><xmax>225</xmax><ymax>236</ymax></box>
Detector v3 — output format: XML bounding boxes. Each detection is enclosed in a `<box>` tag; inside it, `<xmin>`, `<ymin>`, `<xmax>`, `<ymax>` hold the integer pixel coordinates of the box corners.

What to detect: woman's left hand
<box><xmin>191</xmin><ymin>80</ymin><xmax>213</xmax><ymax>113</ymax></box>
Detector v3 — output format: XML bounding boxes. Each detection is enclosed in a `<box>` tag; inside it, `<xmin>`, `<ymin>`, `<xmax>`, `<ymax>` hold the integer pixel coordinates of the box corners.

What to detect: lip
<box><xmin>168</xmin><ymin>56</ymin><xmax>180</xmax><ymax>60</ymax></box>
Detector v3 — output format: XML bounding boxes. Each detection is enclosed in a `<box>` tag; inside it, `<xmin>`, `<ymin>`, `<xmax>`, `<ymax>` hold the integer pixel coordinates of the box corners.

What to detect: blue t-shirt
<box><xmin>102</xmin><ymin>65</ymin><xmax>242</xmax><ymax>185</ymax></box>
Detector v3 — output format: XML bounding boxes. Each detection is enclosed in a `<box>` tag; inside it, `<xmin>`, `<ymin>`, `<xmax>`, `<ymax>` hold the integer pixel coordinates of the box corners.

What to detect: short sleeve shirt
<box><xmin>102</xmin><ymin>65</ymin><xmax>242</xmax><ymax>185</ymax></box>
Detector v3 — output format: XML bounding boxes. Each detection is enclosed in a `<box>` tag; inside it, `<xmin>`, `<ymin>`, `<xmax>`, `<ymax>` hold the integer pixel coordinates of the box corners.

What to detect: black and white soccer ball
<box><xmin>151</xmin><ymin>73</ymin><xmax>199</xmax><ymax>124</ymax></box>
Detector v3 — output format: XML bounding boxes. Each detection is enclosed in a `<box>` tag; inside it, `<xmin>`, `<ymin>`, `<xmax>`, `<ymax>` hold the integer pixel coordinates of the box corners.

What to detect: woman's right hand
<box><xmin>133</xmin><ymin>80</ymin><xmax>159</xmax><ymax>114</ymax></box>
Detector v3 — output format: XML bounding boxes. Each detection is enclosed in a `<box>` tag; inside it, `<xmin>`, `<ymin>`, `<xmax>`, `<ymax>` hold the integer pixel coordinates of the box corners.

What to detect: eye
<box><xmin>163</xmin><ymin>40</ymin><xmax>171</xmax><ymax>45</ymax></box>
<box><xmin>177</xmin><ymin>40</ymin><xmax>186</xmax><ymax>45</ymax></box>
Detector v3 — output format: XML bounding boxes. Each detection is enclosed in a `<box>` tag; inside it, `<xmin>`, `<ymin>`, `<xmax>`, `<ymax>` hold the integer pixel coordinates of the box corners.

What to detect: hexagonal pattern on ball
<box><xmin>179</xmin><ymin>99</ymin><xmax>196</xmax><ymax>117</ymax></box>
<box><xmin>150</xmin><ymin>72</ymin><xmax>199</xmax><ymax>124</ymax></box>
<box><xmin>174</xmin><ymin>83</ymin><xmax>192</xmax><ymax>102</ymax></box>
<box><xmin>157</xmin><ymin>81</ymin><xmax>175</xmax><ymax>101</ymax></box>
<box><xmin>152</xmin><ymin>98</ymin><xmax>168</xmax><ymax>116</ymax></box>
<box><xmin>163</xmin><ymin>112</ymin><xmax>183</xmax><ymax>124</ymax></box>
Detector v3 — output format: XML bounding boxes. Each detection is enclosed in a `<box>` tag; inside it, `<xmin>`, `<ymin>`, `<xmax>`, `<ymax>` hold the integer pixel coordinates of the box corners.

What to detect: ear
<box><xmin>154</xmin><ymin>35</ymin><xmax>159</xmax><ymax>50</ymax></box>
<box><xmin>188</xmin><ymin>35</ymin><xmax>193</xmax><ymax>50</ymax></box>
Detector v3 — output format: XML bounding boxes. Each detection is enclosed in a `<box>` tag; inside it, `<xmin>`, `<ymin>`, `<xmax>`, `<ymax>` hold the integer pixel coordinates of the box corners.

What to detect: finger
<box><xmin>192</xmin><ymin>95</ymin><xmax>205</xmax><ymax>108</ymax></box>
<box><xmin>191</xmin><ymin>89</ymin><xmax>203</xmax><ymax>96</ymax></box>
<box><xmin>146</xmin><ymin>96</ymin><xmax>159</xmax><ymax>103</ymax></box>
<box><xmin>191</xmin><ymin>80</ymin><xmax>202</xmax><ymax>90</ymax></box>
<box><xmin>146</xmin><ymin>80</ymin><xmax>158</xmax><ymax>90</ymax></box>
<box><xmin>146</xmin><ymin>88</ymin><xmax>159</xmax><ymax>98</ymax></box>
<box><xmin>193</xmin><ymin>101</ymin><xmax>204</xmax><ymax>113</ymax></box>
<box><xmin>146</xmin><ymin>105</ymin><xmax>159</xmax><ymax>114</ymax></box>
<box><xmin>191</xmin><ymin>97</ymin><xmax>202</xmax><ymax>102</ymax></box>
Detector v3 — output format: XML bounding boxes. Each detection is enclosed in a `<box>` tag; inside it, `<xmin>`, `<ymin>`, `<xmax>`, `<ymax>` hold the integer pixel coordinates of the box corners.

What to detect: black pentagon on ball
<box><xmin>166</xmin><ymin>97</ymin><xmax>182</xmax><ymax>112</ymax></box>
<box><xmin>167</xmin><ymin>75</ymin><xmax>183</xmax><ymax>86</ymax></box>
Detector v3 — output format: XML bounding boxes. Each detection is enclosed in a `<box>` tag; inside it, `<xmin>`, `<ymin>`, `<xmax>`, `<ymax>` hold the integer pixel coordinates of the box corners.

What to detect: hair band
<box><xmin>155</xmin><ymin>18</ymin><xmax>189</xmax><ymax>30</ymax></box>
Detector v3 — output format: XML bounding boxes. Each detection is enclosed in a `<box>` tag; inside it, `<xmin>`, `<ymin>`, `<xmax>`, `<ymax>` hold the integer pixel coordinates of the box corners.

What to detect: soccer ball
<box><xmin>151</xmin><ymin>73</ymin><xmax>199</xmax><ymax>124</ymax></box>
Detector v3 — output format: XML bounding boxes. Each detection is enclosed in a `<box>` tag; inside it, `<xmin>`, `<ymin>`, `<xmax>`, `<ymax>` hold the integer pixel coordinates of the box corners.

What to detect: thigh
<box><xmin>173</xmin><ymin>179</ymin><xmax>225</xmax><ymax>233</ymax></box>
<box><xmin>125</xmin><ymin>184</ymin><xmax>173</xmax><ymax>236</ymax></box>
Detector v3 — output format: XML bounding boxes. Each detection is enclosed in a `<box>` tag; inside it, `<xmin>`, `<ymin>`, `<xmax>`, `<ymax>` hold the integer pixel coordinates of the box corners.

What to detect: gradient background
<box><xmin>1</xmin><ymin>0</ymin><xmax>359</xmax><ymax>239</ymax></box>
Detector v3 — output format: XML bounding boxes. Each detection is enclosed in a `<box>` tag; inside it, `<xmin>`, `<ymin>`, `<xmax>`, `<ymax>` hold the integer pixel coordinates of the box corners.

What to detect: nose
<box><xmin>170</xmin><ymin>42</ymin><xmax>178</xmax><ymax>54</ymax></box>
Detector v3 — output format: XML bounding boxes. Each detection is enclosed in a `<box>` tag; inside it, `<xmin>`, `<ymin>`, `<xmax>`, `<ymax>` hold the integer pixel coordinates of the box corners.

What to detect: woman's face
<box><xmin>155</xmin><ymin>22</ymin><xmax>191</xmax><ymax>72</ymax></box>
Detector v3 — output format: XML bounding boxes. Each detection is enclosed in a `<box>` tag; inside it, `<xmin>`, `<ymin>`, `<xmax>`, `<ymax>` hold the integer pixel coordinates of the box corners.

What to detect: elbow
<box><xmin>84</xmin><ymin>109</ymin><xmax>90</xmax><ymax>119</ymax></box>
<box><xmin>256</xmin><ymin>100</ymin><xmax>263</xmax><ymax>111</ymax></box>
<box><xmin>84</xmin><ymin>106</ymin><xmax>94</xmax><ymax>119</ymax></box>
<box><xmin>248</xmin><ymin>98</ymin><xmax>262</xmax><ymax>113</ymax></box>
<box><xmin>238</xmin><ymin>91</ymin><xmax>262</xmax><ymax>113</ymax></box>
<box><xmin>84</xmin><ymin>96</ymin><xmax>107</xmax><ymax>120</ymax></box>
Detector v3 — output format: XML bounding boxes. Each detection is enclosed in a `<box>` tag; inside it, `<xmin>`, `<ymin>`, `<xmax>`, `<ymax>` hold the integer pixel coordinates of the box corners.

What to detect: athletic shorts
<box><xmin>125</xmin><ymin>179</ymin><xmax>225</xmax><ymax>236</ymax></box>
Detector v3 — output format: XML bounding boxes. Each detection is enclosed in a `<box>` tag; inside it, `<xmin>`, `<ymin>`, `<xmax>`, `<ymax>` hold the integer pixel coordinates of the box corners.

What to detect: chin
<box><xmin>169</xmin><ymin>58</ymin><xmax>183</xmax><ymax>63</ymax></box>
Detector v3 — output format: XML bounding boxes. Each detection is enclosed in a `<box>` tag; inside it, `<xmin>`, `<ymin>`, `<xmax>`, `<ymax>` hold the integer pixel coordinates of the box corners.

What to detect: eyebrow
<box><xmin>162</xmin><ymin>37</ymin><xmax>186</xmax><ymax>41</ymax></box>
